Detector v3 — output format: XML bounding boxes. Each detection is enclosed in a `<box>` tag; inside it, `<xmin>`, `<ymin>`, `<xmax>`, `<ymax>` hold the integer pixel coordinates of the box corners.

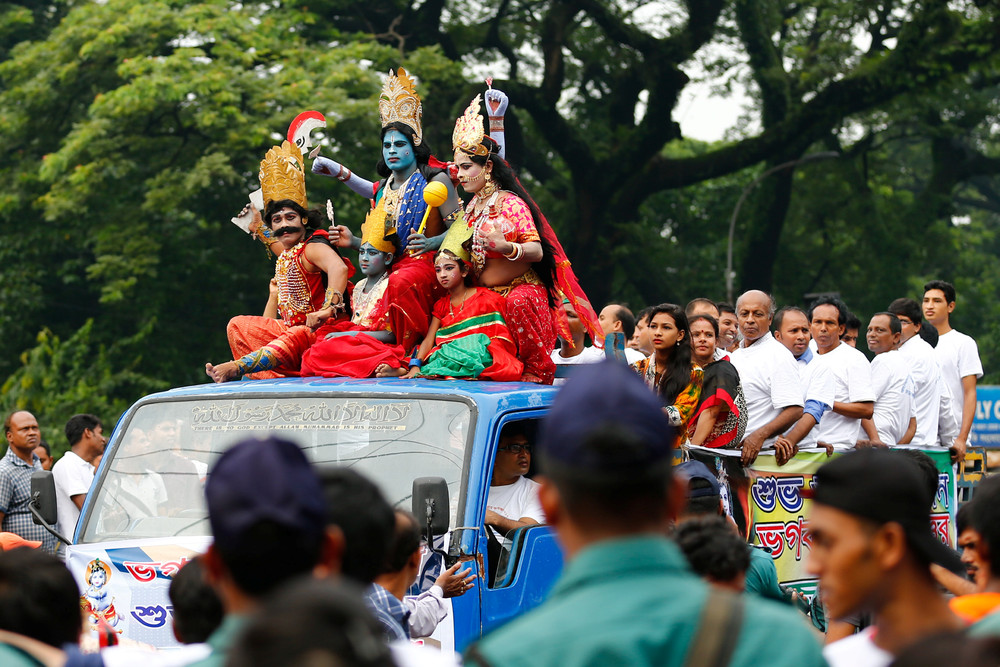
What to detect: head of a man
<box><xmin>0</xmin><ymin>547</ymin><xmax>82</xmax><ymax>648</ymax></box>
<box><xmin>772</xmin><ymin>307</ymin><xmax>811</xmax><ymax>358</ymax></box>
<box><xmin>203</xmin><ymin>437</ymin><xmax>331</xmax><ymax>605</ymax></box>
<box><xmin>169</xmin><ymin>556</ymin><xmax>224</xmax><ymax>645</ymax></box>
<box><xmin>492</xmin><ymin>422</ymin><xmax>533</xmax><ymax>486</ymax></box>
<box><xmin>561</xmin><ymin>300</ymin><xmax>585</xmax><ymax>348</ymax></box>
<box><xmin>535</xmin><ymin>362</ymin><xmax>678</xmax><ymax>555</ymax></box>
<box><xmin>379</xmin><ymin>510</ymin><xmax>422</xmax><ymax>588</ymax></box>
<box><xmin>922</xmin><ymin>280</ymin><xmax>956</xmax><ymax>328</ymax></box>
<box><xmin>598</xmin><ymin>303</ymin><xmax>636</xmax><ymax>341</ymax></box>
<box><xmin>735</xmin><ymin>290</ymin><xmax>774</xmax><ymax>345</ymax></box>
<box><xmin>716</xmin><ymin>303</ymin><xmax>739</xmax><ymax>350</ymax></box>
<box><xmin>968</xmin><ymin>476</ymin><xmax>1000</xmax><ymax>593</ymax></box>
<box><xmin>319</xmin><ymin>467</ymin><xmax>395</xmax><ymax>587</ymax></box>
<box><xmin>685</xmin><ymin>298</ymin><xmax>720</xmax><ymax>320</ymax></box>
<box><xmin>33</xmin><ymin>441</ymin><xmax>53</xmax><ymax>471</ymax></box>
<box><xmin>805</xmin><ymin>450</ymin><xmax>961</xmax><ymax>621</ymax></box>
<box><xmin>808</xmin><ymin>297</ymin><xmax>847</xmax><ymax>354</ymax></box>
<box><xmin>887</xmin><ymin>298</ymin><xmax>923</xmax><ymax>344</ymax></box>
<box><xmin>629</xmin><ymin>308</ymin><xmax>654</xmax><ymax>355</ymax></box>
<box><xmin>64</xmin><ymin>413</ymin><xmax>106</xmax><ymax>462</ymax></box>
<box><xmin>866</xmin><ymin>312</ymin><xmax>901</xmax><ymax>355</ymax></box>
<box><xmin>842</xmin><ymin>312</ymin><xmax>861</xmax><ymax>348</ymax></box>
<box><xmin>4</xmin><ymin>411</ymin><xmax>40</xmax><ymax>458</ymax></box>
<box><xmin>675</xmin><ymin>460</ymin><xmax>723</xmax><ymax>520</ymax></box>
<box><xmin>675</xmin><ymin>516</ymin><xmax>749</xmax><ymax>593</ymax></box>
<box><xmin>955</xmin><ymin>504</ymin><xmax>988</xmax><ymax>586</ymax></box>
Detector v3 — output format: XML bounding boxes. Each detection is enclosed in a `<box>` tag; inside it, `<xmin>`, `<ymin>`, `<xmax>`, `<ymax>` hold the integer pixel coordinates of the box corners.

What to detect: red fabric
<box><xmin>300</xmin><ymin>323</ymin><xmax>406</xmax><ymax>378</ymax></box>
<box><xmin>688</xmin><ymin>390</ymin><xmax>740</xmax><ymax>448</ymax></box>
<box><xmin>385</xmin><ymin>254</ymin><xmax>444</xmax><ymax>351</ymax></box>
<box><xmin>226</xmin><ymin>314</ymin><xmax>348</xmax><ymax>379</ymax></box>
<box><xmin>503</xmin><ymin>284</ymin><xmax>556</xmax><ymax>384</ymax></box>
<box><xmin>427</xmin><ymin>289</ymin><xmax>523</xmax><ymax>382</ymax></box>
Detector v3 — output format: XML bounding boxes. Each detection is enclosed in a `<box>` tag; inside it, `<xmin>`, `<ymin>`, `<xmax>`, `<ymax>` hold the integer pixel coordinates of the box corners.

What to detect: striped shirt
<box><xmin>0</xmin><ymin>448</ymin><xmax>56</xmax><ymax>552</ymax></box>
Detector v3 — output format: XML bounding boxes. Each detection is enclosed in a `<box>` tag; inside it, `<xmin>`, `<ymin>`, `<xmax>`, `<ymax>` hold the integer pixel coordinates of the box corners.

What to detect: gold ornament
<box><xmin>452</xmin><ymin>94</ymin><xmax>489</xmax><ymax>157</ymax></box>
<box><xmin>259</xmin><ymin>141</ymin><xmax>307</xmax><ymax>209</ymax></box>
<box><xmin>437</xmin><ymin>209</ymin><xmax>473</xmax><ymax>263</ymax></box>
<box><xmin>360</xmin><ymin>206</ymin><xmax>398</xmax><ymax>255</ymax></box>
<box><xmin>379</xmin><ymin>68</ymin><xmax>423</xmax><ymax>145</ymax></box>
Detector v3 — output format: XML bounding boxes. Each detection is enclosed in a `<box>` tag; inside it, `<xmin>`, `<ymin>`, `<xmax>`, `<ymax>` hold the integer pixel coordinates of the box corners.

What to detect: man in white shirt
<box><xmin>52</xmin><ymin>413</ymin><xmax>106</xmax><ymax>545</ymax></box>
<box><xmin>729</xmin><ymin>290</ymin><xmax>803</xmax><ymax>465</ymax></box>
<box><xmin>597</xmin><ymin>302</ymin><xmax>645</xmax><ymax>364</ymax></box>
<box><xmin>888</xmin><ymin>298</ymin><xmax>955</xmax><ymax>448</ymax></box>
<box><xmin>486</xmin><ymin>424</ymin><xmax>543</xmax><ymax>542</ymax></box>
<box><xmin>862</xmin><ymin>313</ymin><xmax>916</xmax><ymax>446</ymax></box>
<box><xmin>552</xmin><ymin>301</ymin><xmax>604</xmax><ymax>384</ymax></box>
<box><xmin>773</xmin><ymin>307</ymin><xmax>835</xmax><ymax>454</ymax></box>
<box><xmin>923</xmin><ymin>280</ymin><xmax>983</xmax><ymax>460</ymax></box>
<box><xmin>808</xmin><ymin>297</ymin><xmax>875</xmax><ymax>450</ymax></box>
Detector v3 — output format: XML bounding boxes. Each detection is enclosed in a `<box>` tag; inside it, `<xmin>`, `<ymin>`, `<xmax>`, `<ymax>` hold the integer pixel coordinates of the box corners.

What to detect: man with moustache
<box><xmin>0</xmin><ymin>412</ymin><xmax>56</xmax><ymax>552</ymax></box>
<box><xmin>861</xmin><ymin>313</ymin><xmax>916</xmax><ymax>446</ymax></box>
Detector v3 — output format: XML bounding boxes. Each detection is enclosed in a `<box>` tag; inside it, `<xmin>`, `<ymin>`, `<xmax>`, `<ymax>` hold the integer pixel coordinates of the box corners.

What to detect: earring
<box><xmin>485</xmin><ymin>171</ymin><xmax>492</xmax><ymax>182</ymax></box>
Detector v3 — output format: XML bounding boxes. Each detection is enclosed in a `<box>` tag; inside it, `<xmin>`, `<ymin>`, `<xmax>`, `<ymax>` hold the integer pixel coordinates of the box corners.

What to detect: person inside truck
<box><xmin>485</xmin><ymin>422</ymin><xmax>544</xmax><ymax>584</ymax></box>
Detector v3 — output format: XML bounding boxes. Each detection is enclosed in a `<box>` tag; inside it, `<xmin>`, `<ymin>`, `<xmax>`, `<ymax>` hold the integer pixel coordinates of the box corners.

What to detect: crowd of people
<box><xmin>4</xmin><ymin>361</ymin><xmax>998</xmax><ymax>666</ymax></box>
<box><xmin>0</xmin><ymin>66</ymin><xmax>994</xmax><ymax>666</ymax></box>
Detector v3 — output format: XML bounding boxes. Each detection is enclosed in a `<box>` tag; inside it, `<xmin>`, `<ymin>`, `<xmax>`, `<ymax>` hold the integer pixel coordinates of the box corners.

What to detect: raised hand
<box><xmin>328</xmin><ymin>225</ymin><xmax>355</xmax><ymax>248</ymax></box>
<box><xmin>485</xmin><ymin>88</ymin><xmax>509</xmax><ymax>118</ymax></box>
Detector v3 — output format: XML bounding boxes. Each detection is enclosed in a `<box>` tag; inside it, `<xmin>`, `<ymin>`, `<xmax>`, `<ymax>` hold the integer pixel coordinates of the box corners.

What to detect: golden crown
<box><xmin>452</xmin><ymin>94</ymin><xmax>489</xmax><ymax>157</ymax></box>
<box><xmin>360</xmin><ymin>207</ymin><xmax>398</xmax><ymax>255</ymax></box>
<box><xmin>436</xmin><ymin>209</ymin><xmax>472</xmax><ymax>263</ymax></box>
<box><xmin>259</xmin><ymin>140</ymin><xmax>307</xmax><ymax>209</ymax></box>
<box><xmin>379</xmin><ymin>68</ymin><xmax>423</xmax><ymax>146</ymax></box>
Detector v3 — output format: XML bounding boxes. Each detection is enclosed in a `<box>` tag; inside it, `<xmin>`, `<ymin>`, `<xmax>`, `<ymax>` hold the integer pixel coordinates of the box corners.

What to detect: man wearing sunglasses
<box><xmin>485</xmin><ymin>423</ymin><xmax>543</xmax><ymax>552</ymax></box>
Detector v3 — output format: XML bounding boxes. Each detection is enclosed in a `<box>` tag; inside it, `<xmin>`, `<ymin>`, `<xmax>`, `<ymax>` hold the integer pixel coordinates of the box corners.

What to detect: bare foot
<box><xmin>375</xmin><ymin>363</ymin><xmax>406</xmax><ymax>378</ymax></box>
<box><xmin>205</xmin><ymin>361</ymin><xmax>240</xmax><ymax>383</ymax></box>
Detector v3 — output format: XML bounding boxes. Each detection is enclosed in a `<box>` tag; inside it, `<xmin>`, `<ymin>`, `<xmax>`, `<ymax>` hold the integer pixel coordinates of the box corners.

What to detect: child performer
<box><xmin>377</xmin><ymin>224</ymin><xmax>523</xmax><ymax>381</ymax></box>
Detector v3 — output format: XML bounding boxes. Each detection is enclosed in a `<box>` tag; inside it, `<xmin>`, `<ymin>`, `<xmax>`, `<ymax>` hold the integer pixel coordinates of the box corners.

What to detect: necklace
<box><xmin>382</xmin><ymin>172</ymin><xmax>414</xmax><ymax>219</ymax></box>
<box><xmin>351</xmin><ymin>272</ymin><xmax>390</xmax><ymax>326</ymax></box>
<box><xmin>448</xmin><ymin>288</ymin><xmax>472</xmax><ymax>319</ymax></box>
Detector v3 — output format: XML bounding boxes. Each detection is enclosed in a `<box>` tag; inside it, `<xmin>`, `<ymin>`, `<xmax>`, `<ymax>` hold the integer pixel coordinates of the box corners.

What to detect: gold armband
<box><xmin>254</xmin><ymin>225</ymin><xmax>276</xmax><ymax>257</ymax></box>
<box><xmin>322</xmin><ymin>287</ymin><xmax>346</xmax><ymax>312</ymax></box>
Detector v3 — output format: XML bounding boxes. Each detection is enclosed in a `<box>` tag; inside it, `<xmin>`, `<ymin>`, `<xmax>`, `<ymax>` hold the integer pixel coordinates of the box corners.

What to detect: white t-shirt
<box><xmin>897</xmin><ymin>335</ymin><xmax>945</xmax><ymax>447</ymax></box>
<box><xmin>796</xmin><ymin>356</ymin><xmax>836</xmax><ymax>449</ymax></box>
<box><xmin>823</xmin><ymin>628</ymin><xmax>892</xmax><ymax>667</ymax></box>
<box><xmin>935</xmin><ymin>329</ymin><xmax>984</xmax><ymax>428</ymax></box>
<box><xmin>551</xmin><ymin>346</ymin><xmax>605</xmax><ymax>385</ymax></box>
<box><xmin>870</xmin><ymin>350</ymin><xmax>915</xmax><ymax>445</ymax></box>
<box><xmin>51</xmin><ymin>450</ymin><xmax>95</xmax><ymax>541</ymax></box>
<box><xmin>813</xmin><ymin>342</ymin><xmax>876</xmax><ymax>449</ymax></box>
<box><xmin>624</xmin><ymin>348</ymin><xmax>646</xmax><ymax>365</ymax></box>
<box><xmin>486</xmin><ymin>475</ymin><xmax>543</xmax><ymax>543</ymax></box>
<box><xmin>729</xmin><ymin>333</ymin><xmax>803</xmax><ymax>449</ymax></box>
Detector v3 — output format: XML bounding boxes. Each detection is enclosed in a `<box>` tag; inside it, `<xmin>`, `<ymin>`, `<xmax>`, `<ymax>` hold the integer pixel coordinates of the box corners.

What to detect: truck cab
<box><xmin>45</xmin><ymin>377</ymin><xmax>563</xmax><ymax>653</ymax></box>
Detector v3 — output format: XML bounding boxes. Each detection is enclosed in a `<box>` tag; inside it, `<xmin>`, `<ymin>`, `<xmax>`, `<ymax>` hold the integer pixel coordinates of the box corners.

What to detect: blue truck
<box><xmin>33</xmin><ymin>377</ymin><xmax>564</xmax><ymax>653</ymax></box>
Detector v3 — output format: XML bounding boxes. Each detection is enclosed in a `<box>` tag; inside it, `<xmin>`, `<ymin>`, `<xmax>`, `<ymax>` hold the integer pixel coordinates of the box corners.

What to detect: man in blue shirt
<box><xmin>466</xmin><ymin>361</ymin><xmax>824</xmax><ymax>667</ymax></box>
<box><xmin>365</xmin><ymin>510</ymin><xmax>421</xmax><ymax>641</ymax></box>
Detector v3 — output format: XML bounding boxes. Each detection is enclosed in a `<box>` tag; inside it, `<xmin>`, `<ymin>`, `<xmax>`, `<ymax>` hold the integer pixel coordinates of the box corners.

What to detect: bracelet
<box><xmin>321</xmin><ymin>288</ymin><xmax>346</xmax><ymax>312</ymax></box>
<box><xmin>254</xmin><ymin>225</ymin><xmax>276</xmax><ymax>258</ymax></box>
<box><xmin>489</xmin><ymin>118</ymin><xmax>504</xmax><ymax>132</ymax></box>
<box><xmin>409</xmin><ymin>358</ymin><xmax>423</xmax><ymax>368</ymax></box>
<box><xmin>504</xmin><ymin>243</ymin><xmax>523</xmax><ymax>261</ymax></box>
<box><xmin>336</xmin><ymin>166</ymin><xmax>353</xmax><ymax>183</ymax></box>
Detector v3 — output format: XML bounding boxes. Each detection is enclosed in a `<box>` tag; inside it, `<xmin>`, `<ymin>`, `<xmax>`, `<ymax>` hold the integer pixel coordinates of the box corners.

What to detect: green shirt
<box><xmin>0</xmin><ymin>644</ymin><xmax>42</xmax><ymax>666</ymax></box>
<box><xmin>746</xmin><ymin>546</ymin><xmax>786</xmax><ymax>602</ymax></box>
<box><xmin>185</xmin><ymin>614</ymin><xmax>249</xmax><ymax>667</ymax></box>
<box><xmin>970</xmin><ymin>607</ymin><xmax>1000</xmax><ymax>637</ymax></box>
<box><xmin>467</xmin><ymin>535</ymin><xmax>824</xmax><ymax>667</ymax></box>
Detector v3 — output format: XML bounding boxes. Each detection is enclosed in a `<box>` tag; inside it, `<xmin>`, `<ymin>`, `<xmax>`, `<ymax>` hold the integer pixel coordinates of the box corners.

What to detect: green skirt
<box><xmin>419</xmin><ymin>334</ymin><xmax>492</xmax><ymax>378</ymax></box>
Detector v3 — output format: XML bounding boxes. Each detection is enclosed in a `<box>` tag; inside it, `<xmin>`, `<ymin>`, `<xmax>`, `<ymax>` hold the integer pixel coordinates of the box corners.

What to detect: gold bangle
<box><xmin>504</xmin><ymin>243</ymin><xmax>522</xmax><ymax>261</ymax></box>
<box><xmin>322</xmin><ymin>288</ymin><xmax>346</xmax><ymax>312</ymax></box>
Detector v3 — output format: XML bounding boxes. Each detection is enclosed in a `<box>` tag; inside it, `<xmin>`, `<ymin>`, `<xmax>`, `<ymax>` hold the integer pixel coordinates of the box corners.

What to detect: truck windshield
<box><xmin>79</xmin><ymin>395</ymin><xmax>473</xmax><ymax>543</ymax></box>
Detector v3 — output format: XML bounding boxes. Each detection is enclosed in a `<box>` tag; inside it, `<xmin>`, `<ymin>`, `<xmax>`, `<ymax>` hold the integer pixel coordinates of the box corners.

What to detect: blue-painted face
<box><xmin>382</xmin><ymin>130</ymin><xmax>416</xmax><ymax>173</ymax></box>
<box><xmin>359</xmin><ymin>242</ymin><xmax>391</xmax><ymax>277</ymax></box>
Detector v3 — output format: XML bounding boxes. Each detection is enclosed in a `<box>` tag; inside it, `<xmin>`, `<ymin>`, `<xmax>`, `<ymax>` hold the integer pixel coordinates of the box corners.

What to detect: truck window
<box><xmin>79</xmin><ymin>396</ymin><xmax>472</xmax><ymax>543</ymax></box>
<box><xmin>484</xmin><ymin>419</ymin><xmax>543</xmax><ymax>587</ymax></box>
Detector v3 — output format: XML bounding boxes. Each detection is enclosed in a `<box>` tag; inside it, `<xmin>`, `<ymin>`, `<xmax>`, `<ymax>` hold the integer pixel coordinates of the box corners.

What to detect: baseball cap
<box><xmin>205</xmin><ymin>436</ymin><xmax>326</xmax><ymax>552</ymax></box>
<box><xmin>803</xmin><ymin>449</ymin><xmax>962</xmax><ymax>573</ymax></box>
<box><xmin>676</xmin><ymin>461</ymin><xmax>720</xmax><ymax>498</ymax></box>
<box><xmin>0</xmin><ymin>532</ymin><xmax>42</xmax><ymax>551</ymax></box>
<box><xmin>537</xmin><ymin>360</ymin><xmax>674</xmax><ymax>477</ymax></box>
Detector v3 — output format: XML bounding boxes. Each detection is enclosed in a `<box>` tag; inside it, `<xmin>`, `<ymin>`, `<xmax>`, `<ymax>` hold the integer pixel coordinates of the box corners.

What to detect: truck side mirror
<box><xmin>412</xmin><ymin>476</ymin><xmax>449</xmax><ymax>538</ymax></box>
<box><xmin>30</xmin><ymin>471</ymin><xmax>58</xmax><ymax>526</ymax></box>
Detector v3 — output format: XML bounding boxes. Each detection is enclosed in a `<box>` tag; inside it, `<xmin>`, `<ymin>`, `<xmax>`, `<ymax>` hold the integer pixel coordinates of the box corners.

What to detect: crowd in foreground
<box><xmin>2</xmin><ymin>361</ymin><xmax>1000</xmax><ymax>667</ymax></box>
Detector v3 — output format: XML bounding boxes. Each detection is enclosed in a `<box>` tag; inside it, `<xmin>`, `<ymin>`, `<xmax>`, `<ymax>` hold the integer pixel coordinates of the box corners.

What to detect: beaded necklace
<box><xmin>466</xmin><ymin>190</ymin><xmax>504</xmax><ymax>276</ymax></box>
<box><xmin>350</xmin><ymin>272</ymin><xmax>390</xmax><ymax>327</ymax></box>
<box><xmin>275</xmin><ymin>240</ymin><xmax>312</xmax><ymax>324</ymax></box>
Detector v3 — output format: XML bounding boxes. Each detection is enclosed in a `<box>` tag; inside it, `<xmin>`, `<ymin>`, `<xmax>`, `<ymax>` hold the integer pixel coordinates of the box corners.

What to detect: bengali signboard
<box><xmin>697</xmin><ymin>449</ymin><xmax>958</xmax><ymax>599</ymax></box>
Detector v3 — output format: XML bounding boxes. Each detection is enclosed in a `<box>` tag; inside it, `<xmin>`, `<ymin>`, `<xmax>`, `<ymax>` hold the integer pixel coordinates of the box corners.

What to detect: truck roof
<box><xmin>134</xmin><ymin>377</ymin><xmax>560</xmax><ymax>414</ymax></box>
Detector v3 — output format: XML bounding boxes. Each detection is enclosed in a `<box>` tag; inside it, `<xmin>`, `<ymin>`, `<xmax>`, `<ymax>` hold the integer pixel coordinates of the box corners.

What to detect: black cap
<box><xmin>537</xmin><ymin>360</ymin><xmax>674</xmax><ymax>476</ymax></box>
<box><xmin>206</xmin><ymin>436</ymin><xmax>327</xmax><ymax>552</ymax></box>
<box><xmin>804</xmin><ymin>449</ymin><xmax>962</xmax><ymax>573</ymax></box>
<box><xmin>676</xmin><ymin>461</ymin><xmax>720</xmax><ymax>498</ymax></box>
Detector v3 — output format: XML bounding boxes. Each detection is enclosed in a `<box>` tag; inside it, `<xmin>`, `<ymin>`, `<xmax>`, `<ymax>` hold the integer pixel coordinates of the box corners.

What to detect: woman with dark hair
<box><xmin>686</xmin><ymin>314</ymin><xmax>747</xmax><ymax>449</ymax></box>
<box><xmin>451</xmin><ymin>94</ymin><xmax>601</xmax><ymax>384</ymax></box>
<box><xmin>310</xmin><ymin>69</ymin><xmax>464</xmax><ymax>351</ymax></box>
<box><xmin>630</xmin><ymin>304</ymin><xmax>703</xmax><ymax>442</ymax></box>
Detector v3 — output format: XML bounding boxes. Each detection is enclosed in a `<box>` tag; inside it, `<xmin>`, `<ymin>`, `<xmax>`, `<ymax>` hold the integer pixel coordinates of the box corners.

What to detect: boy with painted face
<box><xmin>299</xmin><ymin>212</ymin><xmax>412</xmax><ymax>378</ymax></box>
